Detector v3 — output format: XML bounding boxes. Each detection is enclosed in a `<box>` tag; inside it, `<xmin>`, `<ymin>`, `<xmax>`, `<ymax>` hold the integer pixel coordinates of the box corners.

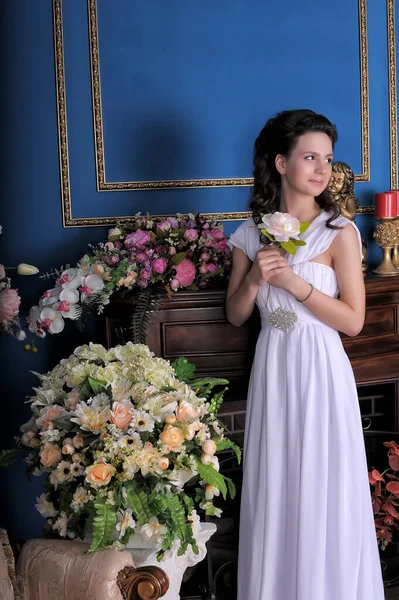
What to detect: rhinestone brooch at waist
<box><xmin>268</xmin><ymin>307</ymin><xmax>298</xmax><ymax>331</ymax></box>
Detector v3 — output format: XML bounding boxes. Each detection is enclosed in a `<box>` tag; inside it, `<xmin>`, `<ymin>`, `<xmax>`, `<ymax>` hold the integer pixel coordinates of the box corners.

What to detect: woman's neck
<box><xmin>279</xmin><ymin>193</ymin><xmax>321</xmax><ymax>223</ymax></box>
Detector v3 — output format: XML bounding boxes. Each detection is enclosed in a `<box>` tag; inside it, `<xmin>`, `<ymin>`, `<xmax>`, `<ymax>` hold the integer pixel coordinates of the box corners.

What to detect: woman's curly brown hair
<box><xmin>249</xmin><ymin>109</ymin><xmax>341</xmax><ymax>229</ymax></box>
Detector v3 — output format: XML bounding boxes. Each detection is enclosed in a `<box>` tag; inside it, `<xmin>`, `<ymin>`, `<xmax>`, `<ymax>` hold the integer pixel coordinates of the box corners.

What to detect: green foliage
<box><xmin>208</xmin><ymin>388</ymin><xmax>227</xmax><ymax>416</ymax></box>
<box><xmin>87</xmin><ymin>499</ymin><xmax>117</xmax><ymax>552</ymax></box>
<box><xmin>280</xmin><ymin>240</ymin><xmax>297</xmax><ymax>254</ymax></box>
<box><xmin>226</xmin><ymin>477</ymin><xmax>237</xmax><ymax>500</ymax></box>
<box><xmin>169</xmin><ymin>252</ymin><xmax>187</xmax><ymax>266</ymax></box>
<box><xmin>125</xmin><ymin>481</ymin><xmax>152</xmax><ymax>525</ymax></box>
<box><xmin>0</xmin><ymin>448</ymin><xmax>25</xmax><ymax>468</ymax></box>
<box><xmin>75</xmin><ymin>293</ymin><xmax>104</xmax><ymax>332</ymax></box>
<box><xmin>171</xmin><ymin>356</ymin><xmax>196</xmax><ymax>382</ymax></box>
<box><xmin>300</xmin><ymin>221</ymin><xmax>310</xmax><ymax>234</ymax></box>
<box><xmin>80</xmin><ymin>376</ymin><xmax>109</xmax><ymax>399</ymax></box>
<box><xmin>195</xmin><ymin>459</ymin><xmax>227</xmax><ymax>500</ymax></box>
<box><xmin>215</xmin><ymin>438</ymin><xmax>242</xmax><ymax>464</ymax></box>
<box><xmin>129</xmin><ymin>285</ymin><xmax>166</xmax><ymax>344</ymax></box>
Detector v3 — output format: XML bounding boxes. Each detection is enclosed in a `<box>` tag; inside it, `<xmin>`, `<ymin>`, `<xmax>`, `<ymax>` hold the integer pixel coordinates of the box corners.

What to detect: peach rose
<box><xmin>165</xmin><ymin>415</ymin><xmax>176</xmax><ymax>425</ymax></box>
<box><xmin>37</xmin><ymin>405</ymin><xmax>64</xmax><ymax>430</ymax></box>
<box><xmin>72</xmin><ymin>453</ymin><xmax>81</xmax><ymax>463</ymax></box>
<box><xmin>185</xmin><ymin>422</ymin><xmax>200</xmax><ymax>441</ymax></box>
<box><xmin>62</xmin><ymin>444</ymin><xmax>75</xmax><ymax>455</ymax></box>
<box><xmin>110</xmin><ymin>400</ymin><xmax>133</xmax><ymax>431</ymax></box>
<box><xmin>158</xmin><ymin>457</ymin><xmax>169</xmax><ymax>470</ymax></box>
<box><xmin>65</xmin><ymin>388</ymin><xmax>80</xmax><ymax>409</ymax></box>
<box><xmin>159</xmin><ymin>426</ymin><xmax>184</xmax><ymax>451</ymax></box>
<box><xmin>40</xmin><ymin>442</ymin><xmax>62</xmax><ymax>468</ymax></box>
<box><xmin>85</xmin><ymin>462</ymin><xmax>115</xmax><ymax>488</ymax></box>
<box><xmin>176</xmin><ymin>401</ymin><xmax>200</xmax><ymax>423</ymax></box>
<box><xmin>72</xmin><ymin>435</ymin><xmax>83</xmax><ymax>448</ymax></box>
<box><xmin>202</xmin><ymin>440</ymin><xmax>217</xmax><ymax>456</ymax></box>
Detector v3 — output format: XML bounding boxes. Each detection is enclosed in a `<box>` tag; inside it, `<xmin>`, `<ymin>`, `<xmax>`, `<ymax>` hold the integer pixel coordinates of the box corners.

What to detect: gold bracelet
<box><xmin>298</xmin><ymin>283</ymin><xmax>314</xmax><ymax>303</ymax></box>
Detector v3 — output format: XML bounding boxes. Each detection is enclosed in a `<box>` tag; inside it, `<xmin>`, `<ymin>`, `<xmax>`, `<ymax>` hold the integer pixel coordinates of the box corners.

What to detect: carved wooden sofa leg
<box><xmin>117</xmin><ymin>565</ymin><xmax>169</xmax><ymax>600</ymax></box>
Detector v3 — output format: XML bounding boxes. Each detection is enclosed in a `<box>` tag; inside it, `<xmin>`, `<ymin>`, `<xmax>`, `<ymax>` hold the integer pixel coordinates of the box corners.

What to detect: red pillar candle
<box><xmin>375</xmin><ymin>192</ymin><xmax>397</xmax><ymax>218</ymax></box>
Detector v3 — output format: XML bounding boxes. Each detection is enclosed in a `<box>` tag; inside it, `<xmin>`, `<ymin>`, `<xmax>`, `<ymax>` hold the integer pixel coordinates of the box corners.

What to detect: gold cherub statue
<box><xmin>327</xmin><ymin>161</ymin><xmax>367</xmax><ymax>273</ymax></box>
<box><xmin>328</xmin><ymin>161</ymin><xmax>359</xmax><ymax>221</ymax></box>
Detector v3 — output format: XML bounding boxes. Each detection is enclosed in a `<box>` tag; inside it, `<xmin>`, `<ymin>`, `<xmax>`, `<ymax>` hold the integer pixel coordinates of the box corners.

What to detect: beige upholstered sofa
<box><xmin>0</xmin><ymin>532</ymin><xmax>168</xmax><ymax>600</ymax></box>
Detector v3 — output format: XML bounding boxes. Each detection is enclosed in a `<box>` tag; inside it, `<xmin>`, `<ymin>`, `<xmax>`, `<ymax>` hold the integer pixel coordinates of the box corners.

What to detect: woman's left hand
<box><xmin>268</xmin><ymin>266</ymin><xmax>298</xmax><ymax>292</ymax></box>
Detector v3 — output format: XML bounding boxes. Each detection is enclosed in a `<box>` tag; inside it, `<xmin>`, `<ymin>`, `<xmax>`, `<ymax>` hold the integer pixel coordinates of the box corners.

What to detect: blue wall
<box><xmin>0</xmin><ymin>0</ymin><xmax>396</xmax><ymax>541</ymax></box>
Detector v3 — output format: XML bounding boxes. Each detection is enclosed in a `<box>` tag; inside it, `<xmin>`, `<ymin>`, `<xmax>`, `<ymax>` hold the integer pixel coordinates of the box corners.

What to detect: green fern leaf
<box><xmin>125</xmin><ymin>482</ymin><xmax>152</xmax><ymax>525</ymax></box>
<box><xmin>225</xmin><ymin>476</ymin><xmax>236</xmax><ymax>499</ymax></box>
<box><xmin>88</xmin><ymin>499</ymin><xmax>117</xmax><ymax>552</ymax></box>
<box><xmin>195</xmin><ymin>459</ymin><xmax>227</xmax><ymax>500</ymax></box>
<box><xmin>129</xmin><ymin>285</ymin><xmax>166</xmax><ymax>344</ymax></box>
<box><xmin>215</xmin><ymin>439</ymin><xmax>242</xmax><ymax>464</ymax></box>
<box><xmin>0</xmin><ymin>448</ymin><xmax>25</xmax><ymax>468</ymax></box>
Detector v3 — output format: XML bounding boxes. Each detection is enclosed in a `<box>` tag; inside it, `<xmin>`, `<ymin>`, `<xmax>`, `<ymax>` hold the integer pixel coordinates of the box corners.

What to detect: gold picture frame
<box><xmin>54</xmin><ymin>0</ymin><xmax>377</xmax><ymax>226</ymax></box>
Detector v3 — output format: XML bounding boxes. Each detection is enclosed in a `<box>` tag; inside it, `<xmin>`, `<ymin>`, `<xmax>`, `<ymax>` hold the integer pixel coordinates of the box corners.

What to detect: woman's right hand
<box><xmin>245</xmin><ymin>246</ymin><xmax>289</xmax><ymax>288</ymax></box>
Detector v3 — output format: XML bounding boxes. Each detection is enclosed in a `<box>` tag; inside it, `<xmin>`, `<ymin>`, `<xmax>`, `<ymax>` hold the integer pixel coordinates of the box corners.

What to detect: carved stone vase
<box><xmin>123</xmin><ymin>522</ymin><xmax>217</xmax><ymax>600</ymax></box>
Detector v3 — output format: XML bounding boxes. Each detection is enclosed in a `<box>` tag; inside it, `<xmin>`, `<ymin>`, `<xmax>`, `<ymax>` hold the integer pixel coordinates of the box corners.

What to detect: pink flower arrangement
<box><xmin>27</xmin><ymin>213</ymin><xmax>232</xmax><ymax>339</ymax></box>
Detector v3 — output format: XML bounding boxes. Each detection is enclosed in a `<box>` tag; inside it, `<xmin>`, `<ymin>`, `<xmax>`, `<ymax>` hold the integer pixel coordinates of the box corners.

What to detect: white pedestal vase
<box><xmin>123</xmin><ymin>521</ymin><xmax>217</xmax><ymax>600</ymax></box>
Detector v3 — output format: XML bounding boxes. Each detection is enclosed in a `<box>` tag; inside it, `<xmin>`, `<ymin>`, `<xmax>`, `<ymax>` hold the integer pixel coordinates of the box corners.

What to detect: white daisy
<box><xmin>132</xmin><ymin>410</ymin><xmax>155</xmax><ymax>432</ymax></box>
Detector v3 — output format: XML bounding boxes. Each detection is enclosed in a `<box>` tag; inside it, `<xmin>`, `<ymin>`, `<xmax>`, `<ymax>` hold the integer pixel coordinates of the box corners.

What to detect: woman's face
<box><xmin>276</xmin><ymin>131</ymin><xmax>333</xmax><ymax>198</ymax></box>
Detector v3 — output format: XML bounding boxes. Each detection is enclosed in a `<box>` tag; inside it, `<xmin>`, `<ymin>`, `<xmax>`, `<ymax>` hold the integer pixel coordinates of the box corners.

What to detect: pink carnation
<box><xmin>0</xmin><ymin>288</ymin><xmax>21</xmax><ymax>325</ymax></box>
<box><xmin>125</xmin><ymin>229</ymin><xmax>151</xmax><ymax>249</ymax></box>
<box><xmin>152</xmin><ymin>257</ymin><xmax>168</xmax><ymax>274</ymax></box>
<box><xmin>184</xmin><ymin>229</ymin><xmax>198</xmax><ymax>241</ymax></box>
<box><xmin>174</xmin><ymin>259</ymin><xmax>196</xmax><ymax>287</ymax></box>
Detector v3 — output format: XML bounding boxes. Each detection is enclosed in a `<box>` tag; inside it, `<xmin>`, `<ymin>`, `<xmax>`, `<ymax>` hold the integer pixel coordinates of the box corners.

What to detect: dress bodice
<box><xmin>228</xmin><ymin>211</ymin><xmax>362</xmax><ymax>328</ymax></box>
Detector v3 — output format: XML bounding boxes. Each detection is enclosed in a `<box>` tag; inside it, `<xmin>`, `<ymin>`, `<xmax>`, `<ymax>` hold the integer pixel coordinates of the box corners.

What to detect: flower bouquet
<box><xmin>257</xmin><ymin>212</ymin><xmax>310</xmax><ymax>254</ymax></box>
<box><xmin>18</xmin><ymin>342</ymin><xmax>240</xmax><ymax>559</ymax></box>
<box><xmin>27</xmin><ymin>214</ymin><xmax>232</xmax><ymax>344</ymax></box>
<box><xmin>369</xmin><ymin>441</ymin><xmax>399</xmax><ymax>550</ymax></box>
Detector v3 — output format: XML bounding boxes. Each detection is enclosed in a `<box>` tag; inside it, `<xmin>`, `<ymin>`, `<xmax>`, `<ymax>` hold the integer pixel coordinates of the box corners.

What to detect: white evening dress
<box><xmin>228</xmin><ymin>211</ymin><xmax>384</xmax><ymax>600</ymax></box>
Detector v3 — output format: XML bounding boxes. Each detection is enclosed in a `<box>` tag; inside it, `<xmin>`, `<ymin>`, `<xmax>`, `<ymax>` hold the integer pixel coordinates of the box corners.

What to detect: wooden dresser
<box><xmin>105</xmin><ymin>275</ymin><xmax>399</xmax><ymax>443</ymax></box>
<box><xmin>104</xmin><ymin>275</ymin><xmax>399</xmax><ymax>598</ymax></box>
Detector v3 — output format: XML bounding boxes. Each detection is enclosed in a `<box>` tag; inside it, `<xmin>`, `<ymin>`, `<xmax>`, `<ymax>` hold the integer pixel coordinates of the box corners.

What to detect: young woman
<box><xmin>226</xmin><ymin>109</ymin><xmax>384</xmax><ymax>599</ymax></box>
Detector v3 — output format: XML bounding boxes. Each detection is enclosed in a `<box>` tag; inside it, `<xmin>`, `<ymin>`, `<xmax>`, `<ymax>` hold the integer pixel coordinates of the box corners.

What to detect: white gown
<box><xmin>228</xmin><ymin>211</ymin><xmax>384</xmax><ymax>600</ymax></box>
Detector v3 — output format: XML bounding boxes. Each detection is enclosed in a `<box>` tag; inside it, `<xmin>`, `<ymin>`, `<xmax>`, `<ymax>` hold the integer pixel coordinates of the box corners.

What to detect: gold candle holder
<box><xmin>392</xmin><ymin>218</ymin><xmax>399</xmax><ymax>269</ymax></box>
<box><xmin>372</xmin><ymin>217</ymin><xmax>399</xmax><ymax>276</ymax></box>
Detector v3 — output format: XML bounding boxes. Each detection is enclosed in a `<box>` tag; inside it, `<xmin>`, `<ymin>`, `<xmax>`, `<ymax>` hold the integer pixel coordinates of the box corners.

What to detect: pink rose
<box><xmin>207</xmin><ymin>263</ymin><xmax>218</xmax><ymax>274</ymax></box>
<box><xmin>0</xmin><ymin>288</ymin><xmax>21</xmax><ymax>325</ymax></box>
<box><xmin>125</xmin><ymin>230</ymin><xmax>151</xmax><ymax>249</ymax></box>
<box><xmin>199</xmin><ymin>264</ymin><xmax>208</xmax><ymax>274</ymax></box>
<box><xmin>259</xmin><ymin>212</ymin><xmax>300</xmax><ymax>243</ymax></box>
<box><xmin>110</xmin><ymin>400</ymin><xmax>133</xmax><ymax>431</ymax></box>
<box><xmin>174</xmin><ymin>259</ymin><xmax>196</xmax><ymax>287</ymax></box>
<box><xmin>200</xmin><ymin>253</ymin><xmax>210</xmax><ymax>263</ymax></box>
<box><xmin>40</xmin><ymin>442</ymin><xmax>62</xmax><ymax>468</ymax></box>
<box><xmin>170</xmin><ymin>278</ymin><xmax>180</xmax><ymax>291</ymax></box>
<box><xmin>210</xmin><ymin>228</ymin><xmax>224</xmax><ymax>240</ymax></box>
<box><xmin>152</xmin><ymin>257</ymin><xmax>168</xmax><ymax>274</ymax></box>
<box><xmin>169</xmin><ymin>246</ymin><xmax>176</xmax><ymax>256</ymax></box>
<box><xmin>184</xmin><ymin>229</ymin><xmax>198</xmax><ymax>241</ymax></box>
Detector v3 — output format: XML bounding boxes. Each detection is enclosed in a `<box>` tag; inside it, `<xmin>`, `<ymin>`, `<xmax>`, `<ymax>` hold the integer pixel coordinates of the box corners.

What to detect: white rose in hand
<box><xmin>258</xmin><ymin>212</ymin><xmax>301</xmax><ymax>242</ymax></box>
